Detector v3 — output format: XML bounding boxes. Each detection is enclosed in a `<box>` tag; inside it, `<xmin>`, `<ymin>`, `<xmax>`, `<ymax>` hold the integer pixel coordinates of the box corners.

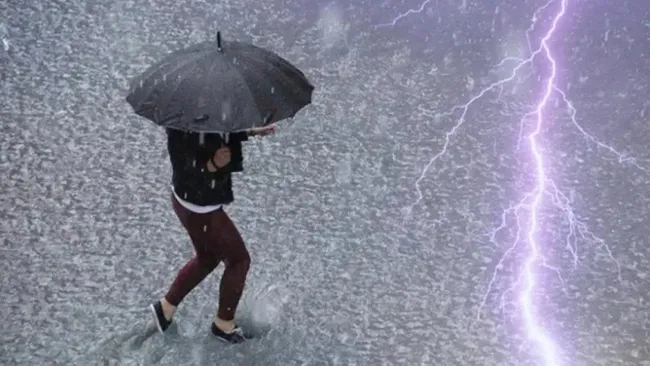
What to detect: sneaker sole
<box><xmin>212</xmin><ymin>328</ymin><xmax>248</xmax><ymax>344</ymax></box>
<box><xmin>150</xmin><ymin>304</ymin><xmax>165</xmax><ymax>335</ymax></box>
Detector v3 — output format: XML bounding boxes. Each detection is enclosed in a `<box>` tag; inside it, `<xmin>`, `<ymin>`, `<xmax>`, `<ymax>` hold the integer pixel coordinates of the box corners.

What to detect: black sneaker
<box><xmin>150</xmin><ymin>301</ymin><xmax>172</xmax><ymax>334</ymax></box>
<box><xmin>210</xmin><ymin>322</ymin><xmax>250</xmax><ymax>344</ymax></box>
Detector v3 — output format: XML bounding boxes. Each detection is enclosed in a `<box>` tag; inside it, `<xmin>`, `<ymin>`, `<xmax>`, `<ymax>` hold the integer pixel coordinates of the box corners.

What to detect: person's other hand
<box><xmin>249</xmin><ymin>124</ymin><xmax>276</xmax><ymax>137</ymax></box>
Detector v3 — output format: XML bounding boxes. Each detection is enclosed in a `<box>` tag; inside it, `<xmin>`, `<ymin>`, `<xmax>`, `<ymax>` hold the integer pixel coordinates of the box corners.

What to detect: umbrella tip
<box><xmin>217</xmin><ymin>31</ymin><xmax>222</xmax><ymax>51</ymax></box>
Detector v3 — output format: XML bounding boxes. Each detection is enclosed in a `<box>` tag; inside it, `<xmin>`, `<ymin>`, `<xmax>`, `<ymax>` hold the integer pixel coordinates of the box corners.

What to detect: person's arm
<box><xmin>246</xmin><ymin>124</ymin><xmax>276</xmax><ymax>138</ymax></box>
<box><xmin>231</xmin><ymin>131</ymin><xmax>249</xmax><ymax>142</ymax></box>
<box><xmin>167</xmin><ymin>129</ymin><xmax>228</xmax><ymax>176</ymax></box>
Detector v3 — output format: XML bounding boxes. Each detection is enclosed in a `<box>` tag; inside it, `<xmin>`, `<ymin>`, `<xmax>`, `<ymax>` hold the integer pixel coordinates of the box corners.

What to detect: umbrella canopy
<box><xmin>126</xmin><ymin>32</ymin><xmax>314</xmax><ymax>133</ymax></box>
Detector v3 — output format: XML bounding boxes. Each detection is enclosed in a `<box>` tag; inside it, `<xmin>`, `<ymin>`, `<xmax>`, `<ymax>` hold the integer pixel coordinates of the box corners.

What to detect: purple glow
<box><xmin>518</xmin><ymin>2</ymin><xmax>567</xmax><ymax>363</ymax></box>
<box><xmin>382</xmin><ymin>0</ymin><xmax>643</xmax><ymax>364</ymax></box>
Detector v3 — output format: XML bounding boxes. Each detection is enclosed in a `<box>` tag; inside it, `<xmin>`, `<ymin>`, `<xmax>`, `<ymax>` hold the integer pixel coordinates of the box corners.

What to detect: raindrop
<box><xmin>203</xmin><ymin>225</ymin><xmax>208</xmax><ymax>232</ymax></box>
<box><xmin>271</xmin><ymin>87</ymin><xmax>275</xmax><ymax>94</ymax></box>
<box><xmin>201</xmin><ymin>168</ymin><xmax>204</xmax><ymax>172</ymax></box>
<box><xmin>232</xmin><ymin>57</ymin><xmax>238</xmax><ymax>64</ymax></box>
<box><xmin>211</xmin><ymin>179</ymin><xmax>216</xmax><ymax>189</ymax></box>
<box><xmin>221</xmin><ymin>100</ymin><xmax>231</xmax><ymax>121</ymax></box>
<box><xmin>139</xmin><ymin>80</ymin><xmax>143</xmax><ymax>88</ymax></box>
<box><xmin>163</xmin><ymin>74</ymin><xmax>167</xmax><ymax>82</ymax></box>
<box><xmin>184</xmin><ymin>192</ymin><xmax>188</xmax><ymax>199</ymax></box>
<box><xmin>192</xmin><ymin>159</ymin><xmax>196</xmax><ymax>167</ymax></box>
<box><xmin>199</xmin><ymin>132</ymin><xmax>205</xmax><ymax>145</ymax></box>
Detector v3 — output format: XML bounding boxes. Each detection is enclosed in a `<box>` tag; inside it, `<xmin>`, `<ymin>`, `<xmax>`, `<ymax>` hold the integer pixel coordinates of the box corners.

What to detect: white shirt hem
<box><xmin>172</xmin><ymin>186</ymin><xmax>223</xmax><ymax>214</ymax></box>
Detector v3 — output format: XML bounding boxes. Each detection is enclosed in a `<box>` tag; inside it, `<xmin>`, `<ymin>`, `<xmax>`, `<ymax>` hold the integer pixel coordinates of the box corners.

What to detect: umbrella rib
<box><xmin>136</xmin><ymin>46</ymin><xmax>205</xmax><ymax>84</ymax></box>
<box><xmin>240</xmin><ymin>49</ymin><xmax>311</xmax><ymax>95</ymax></box>
<box><xmin>150</xmin><ymin>50</ymin><xmax>222</xmax><ymax>117</ymax></box>
<box><xmin>237</xmin><ymin>53</ymin><xmax>308</xmax><ymax>107</ymax></box>
<box><xmin>207</xmin><ymin>52</ymin><xmax>238</xmax><ymax>129</ymax></box>
<box><xmin>239</xmin><ymin>45</ymin><xmax>311</xmax><ymax>85</ymax></box>
<box><xmin>136</xmin><ymin>50</ymin><xmax>210</xmax><ymax>104</ymax></box>
<box><xmin>231</xmin><ymin>60</ymin><xmax>272</xmax><ymax>120</ymax></box>
<box><xmin>224</xmin><ymin>60</ymin><xmax>266</xmax><ymax>129</ymax></box>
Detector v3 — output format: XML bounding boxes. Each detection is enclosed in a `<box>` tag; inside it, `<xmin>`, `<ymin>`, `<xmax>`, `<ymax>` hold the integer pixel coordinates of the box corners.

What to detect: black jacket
<box><xmin>167</xmin><ymin>128</ymin><xmax>248</xmax><ymax>206</ymax></box>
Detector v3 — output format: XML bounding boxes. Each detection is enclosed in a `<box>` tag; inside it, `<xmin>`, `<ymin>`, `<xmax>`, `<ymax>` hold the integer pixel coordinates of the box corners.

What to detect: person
<box><xmin>150</xmin><ymin>124</ymin><xmax>276</xmax><ymax>343</ymax></box>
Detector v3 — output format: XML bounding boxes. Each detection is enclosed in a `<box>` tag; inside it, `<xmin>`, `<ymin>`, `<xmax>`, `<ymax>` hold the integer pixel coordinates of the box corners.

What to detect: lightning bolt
<box><xmin>381</xmin><ymin>0</ymin><xmax>646</xmax><ymax>365</ymax></box>
<box><xmin>375</xmin><ymin>0</ymin><xmax>432</xmax><ymax>29</ymax></box>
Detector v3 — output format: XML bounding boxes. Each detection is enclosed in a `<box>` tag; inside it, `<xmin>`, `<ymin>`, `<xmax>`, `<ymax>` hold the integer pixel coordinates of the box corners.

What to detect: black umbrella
<box><xmin>125</xmin><ymin>32</ymin><xmax>314</xmax><ymax>133</ymax></box>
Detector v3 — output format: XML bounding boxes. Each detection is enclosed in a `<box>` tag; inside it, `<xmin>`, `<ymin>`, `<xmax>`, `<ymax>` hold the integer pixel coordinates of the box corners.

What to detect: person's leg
<box><xmin>160</xmin><ymin>195</ymin><xmax>222</xmax><ymax>319</ymax></box>
<box><xmin>208</xmin><ymin>209</ymin><xmax>251</xmax><ymax>333</ymax></box>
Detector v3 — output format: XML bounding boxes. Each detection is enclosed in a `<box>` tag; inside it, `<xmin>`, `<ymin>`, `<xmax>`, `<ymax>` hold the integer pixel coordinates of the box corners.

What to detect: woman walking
<box><xmin>150</xmin><ymin>124</ymin><xmax>275</xmax><ymax>344</ymax></box>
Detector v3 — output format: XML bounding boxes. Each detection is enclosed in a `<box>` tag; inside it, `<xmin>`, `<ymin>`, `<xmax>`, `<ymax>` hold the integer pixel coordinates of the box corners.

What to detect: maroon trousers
<box><xmin>164</xmin><ymin>194</ymin><xmax>250</xmax><ymax>321</ymax></box>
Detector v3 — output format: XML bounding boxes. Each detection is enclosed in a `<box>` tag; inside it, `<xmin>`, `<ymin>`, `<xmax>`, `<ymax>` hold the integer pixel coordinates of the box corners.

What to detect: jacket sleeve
<box><xmin>167</xmin><ymin>129</ymin><xmax>230</xmax><ymax>177</ymax></box>
<box><xmin>230</xmin><ymin>131</ymin><xmax>249</xmax><ymax>142</ymax></box>
<box><xmin>227</xmin><ymin>132</ymin><xmax>248</xmax><ymax>173</ymax></box>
